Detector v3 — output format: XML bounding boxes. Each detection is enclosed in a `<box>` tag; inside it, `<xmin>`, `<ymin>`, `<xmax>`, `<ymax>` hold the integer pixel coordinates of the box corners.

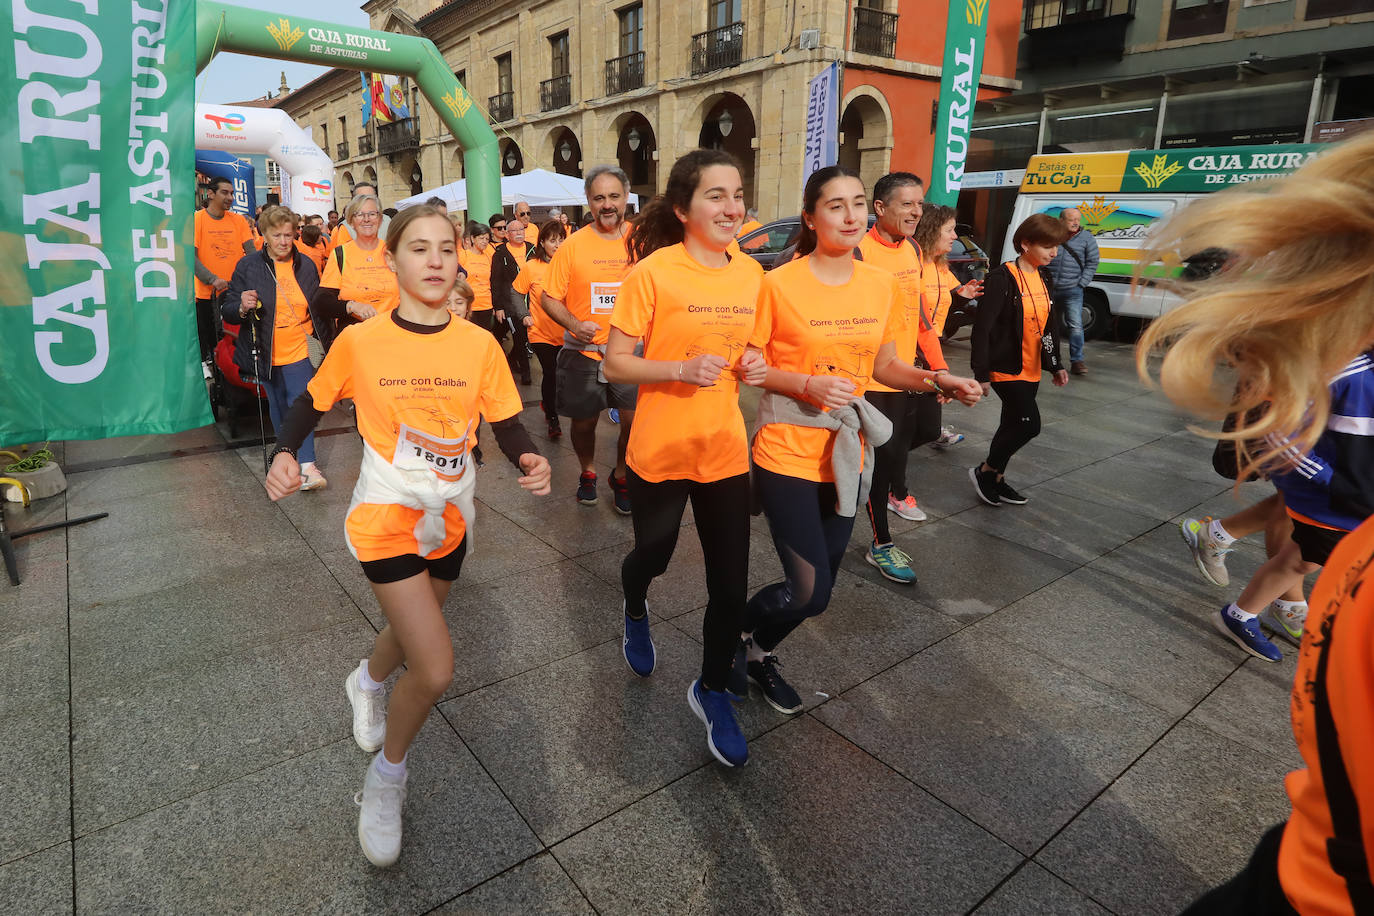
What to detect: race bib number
<box><xmin>393</xmin><ymin>422</ymin><xmax>470</xmax><ymax>482</ymax></box>
<box><xmin>590</xmin><ymin>281</ymin><xmax>621</xmax><ymax>315</ymax></box>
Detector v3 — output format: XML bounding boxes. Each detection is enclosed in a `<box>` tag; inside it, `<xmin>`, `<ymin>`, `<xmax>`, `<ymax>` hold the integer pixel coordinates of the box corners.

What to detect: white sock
<box><xmin>1274</xmin><ymin>598</ymin><xmax>1307</xmax><ymax>614</ymax></box>
<box><xmin>1225</xmin><ymin>602</ymin><xmax>1256</xmax><ymax>622</ymax></box>
<box><xmin>1208</xmin><ymin>519</ymin><xmax>1235</xmax><ymax>544</ymax></box>
<box><xmin>358</xmin><ymin>659</ymin><xmax>385</xmax><ymax>693</ymax></box>
<box><xmin>373</xmin><ymin>750</ymin><xmax>407</xmax><ymax>782</ymax></box>
<box><xmin>746</xmin><ymin>643</ymin><xmax>769</xmax><ymax>663</ymax></box>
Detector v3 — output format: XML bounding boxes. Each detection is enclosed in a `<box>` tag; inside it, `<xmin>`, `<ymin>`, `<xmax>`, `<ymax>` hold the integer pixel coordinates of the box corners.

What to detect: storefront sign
<box><xmin>1121</xmin><ymin>144</ymin><xmax>1320</xmax><ymax>191</ymax></box>
<box><xmin>802</xmin><ymin>62</ymin><xmax>840</xmax><ymax>180</ymax></box>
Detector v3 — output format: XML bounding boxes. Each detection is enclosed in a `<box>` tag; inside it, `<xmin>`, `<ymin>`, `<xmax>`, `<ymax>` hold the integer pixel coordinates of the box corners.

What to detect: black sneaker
<box><xmin>546</xmin><ymin>417</ymin><xmax>562</xmax><ymax>440</ymax></box>
<box><xmin>610</xmin><ymin>474</ymin><xmax>632</xmax><ymax>516</ymax></box>
<box><xmin>996</xmin><ymin>478</ymin><xmax>1028</xmax><ymax>505</ymax></box>
<box><xmin>747</xmin><ymin>655</ymin><xmax>802</xmax><ymax>714</ymax></box>
<box><xmin>969</xmin><ymin>467</ymin><xmax>1001</xmax><ymax>507</ymax></box>
<box><xmin>727</xmin><ymin>638</ymin><xmax>751</xmax><ymax>698</ymax></box>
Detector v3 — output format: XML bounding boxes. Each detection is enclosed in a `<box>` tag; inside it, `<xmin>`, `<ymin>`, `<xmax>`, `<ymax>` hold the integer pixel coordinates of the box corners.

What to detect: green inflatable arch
<box><xmin>194</xmin><ymin>1</ymin><xmax>501</xmax><ymax>218</ymax></box>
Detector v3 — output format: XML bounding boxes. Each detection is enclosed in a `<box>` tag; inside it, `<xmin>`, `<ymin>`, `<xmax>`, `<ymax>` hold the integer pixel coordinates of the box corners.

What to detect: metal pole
<box><xmin>1303</xmin><ymin>73</ymin><xmax>1324</xmax><ymax>143</ymax></box>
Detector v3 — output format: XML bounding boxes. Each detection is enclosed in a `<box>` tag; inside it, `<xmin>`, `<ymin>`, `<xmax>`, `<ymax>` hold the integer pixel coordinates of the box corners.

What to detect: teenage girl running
<box><xmin>513</xmin><ymin>219</ymin><xmax>569</xmax><ymax>439</ymax></box>
<box><xmin>1134</xmin><ymin>131</ymin><xmax>1374</xmax><ymax>916</ymax></box>
<box><xmin>460</xmin><ymin>220</ymin><xmax>495</xmax><ymax>333</ymax></box>
<box><xmin>262</xmin><ymin>204</ymin><xmax>552</xmax><ymax>868</ymax></box>
<box><xmin>739</xmin><ymin>166</ymin><xmax>981</xmax><ymax>714</ymax></box>
<box><xmin>602</xmin><ymin>149</ymin><xmax>767</xmax><ymax>767</ymax></box>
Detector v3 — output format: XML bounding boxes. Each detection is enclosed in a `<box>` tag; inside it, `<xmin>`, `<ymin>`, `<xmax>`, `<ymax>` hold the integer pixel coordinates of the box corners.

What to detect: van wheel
<box><xmin>1081</xmin><ymin>290</ymin><xmax>1110</xmax><ymax>340</ymax></box>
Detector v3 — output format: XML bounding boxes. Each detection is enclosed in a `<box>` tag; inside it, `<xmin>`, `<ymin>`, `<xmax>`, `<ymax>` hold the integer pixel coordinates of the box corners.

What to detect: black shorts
<box><xmin>360</xmin><ymin>539</ymin><xmax>468</xmax><ymax>584</ymax></box>
<box><xmin>1289</xmin><ymin>519</ymin><xmax>1348</xmax><ymax>566</ymax></box>
<box><xmin>555</xmin><ymin>348</ymin><xmax>637</xmax><ymax>419</ymax></box>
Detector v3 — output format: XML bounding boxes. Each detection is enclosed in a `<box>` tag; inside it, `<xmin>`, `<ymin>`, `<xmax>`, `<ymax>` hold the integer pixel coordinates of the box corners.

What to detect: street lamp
<box><xmin>411</xmin><ymin>169</ymin><xmax>421</xmax><ymax>183</ymax></box>
<box><xmin>559</xmin><ymin>139</ymin><xmax>572</xmax><ymax>161</ymax></box>
<box><xmin>505</xmin><ymin>148</ymin><xmax>518</xmax><ymax>170</ymax></box>
<box><xmin>718</xmin><ymin>109</ymin><xmax>734</xmax><ymax>138</ymax></box>
<box><xmin>627</xmin><ymin>127</ymin><xmax>641</xmax><ymax>152</ymax></box>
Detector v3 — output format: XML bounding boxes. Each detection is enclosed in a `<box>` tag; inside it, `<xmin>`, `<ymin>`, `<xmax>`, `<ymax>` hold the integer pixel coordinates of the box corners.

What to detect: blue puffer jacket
<box><xmin>1047</xmin><ymin>228</ymin><xmax>1099</xmax><ymax>291</ymax></box>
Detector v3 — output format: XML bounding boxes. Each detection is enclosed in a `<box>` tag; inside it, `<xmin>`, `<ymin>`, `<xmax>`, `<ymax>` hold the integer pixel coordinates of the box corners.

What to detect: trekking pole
<box><xmin>248</xmin><ymin>304</ymin><xmax>269</xmax><ymax>475</ymax></box>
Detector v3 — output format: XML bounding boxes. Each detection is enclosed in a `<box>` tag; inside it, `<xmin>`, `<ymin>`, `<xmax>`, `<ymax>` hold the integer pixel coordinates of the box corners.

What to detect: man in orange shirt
<box><xmin>542</xmin><ymin>166</ymin><xmax>637</xmax><ymax>512</ymax></box>
<box><xmin>194</xmin><ymin>177</ymin><xmax>256</xmax><ymax>368</ymax></box>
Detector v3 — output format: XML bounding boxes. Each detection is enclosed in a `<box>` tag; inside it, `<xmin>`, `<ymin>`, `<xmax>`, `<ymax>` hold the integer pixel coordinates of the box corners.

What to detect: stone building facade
<box><xmin>277</xmin><ymin>0</ymin><xmax>1021</xmax><ymax>220</ymax></box>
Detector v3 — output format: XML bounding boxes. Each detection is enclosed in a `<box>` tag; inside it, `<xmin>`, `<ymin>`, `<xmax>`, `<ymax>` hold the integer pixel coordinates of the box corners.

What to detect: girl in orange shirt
<box><xmin>262</xmin><ymin>205</ymin><xmax>552</xmax><ymax>869</ymax></box>
<box><xmin>739</xmin><ymin>166</ymin><xmax>981</xmax><ymax>715</ymax></box>
<box><xmin>603</xmin><ymin>150</ymin><xmax>768</xmax><ymax>767</ymax></box>
<box><xmin>513</xmin><ymin>218</ymin><xmax>569</xmax><ymax>439</ymax></box>
<box><xmin>968</xmin><ymin>213</ymin><xmax>1071</xmax><ymax>507</ymax></box>
<box><xmin>460</xmin><ymin>220</ymin><xmax>495</xmax><ymax>333</ymax></box>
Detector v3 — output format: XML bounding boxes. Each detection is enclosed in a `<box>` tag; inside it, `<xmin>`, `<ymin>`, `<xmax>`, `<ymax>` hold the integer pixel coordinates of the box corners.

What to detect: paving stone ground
<box><xmin>3</xmin><ymin>339</ymin><xmax>1298</xmax><ymax>915</ymax></box>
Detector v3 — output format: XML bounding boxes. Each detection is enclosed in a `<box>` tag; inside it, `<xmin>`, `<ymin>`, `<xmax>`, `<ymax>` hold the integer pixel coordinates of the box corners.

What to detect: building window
<box><xmin>496</xmin><ymin>54</ymin><xmax>512</xmax><ymax>96</ymax></box>
<box><xmin>319</xmin><ymin>123</ymin><xmax>328</xmax><ymax>150</ymax></box>
<box><xmin>708</xmin><ymin>0</ymin><xmax>741</xmax><ymax>29</ymax></box>
<box><xmin>543</xmin><ymin>32</ymin><xmax>572</xmax><ymax>111</ymax></box>
<box><xmin>490</xmin><ymin>53</ymin><xmax>514</xmax><ymax>122</ymax></box>
<box><xmin>1305</xmin><ymin>0</ymin><xmax>1374</xmax><ymax>17</ymax></box>
<box><xmin>1025</xmin><ymin>0</ymin><xmax>1134</xmax><ymax>30</ymax></box>
<box><xmin>550</xmin><ymin>32</ymin><xmax>570</xmax><ymax>78</ymax></box>
<box><xmin>454</xmin><ymin>68</ymin><xmax>466</xmax><ymax>88</ymax></box>
<box><xmin>619</xmin><ymin>3</ymin><xmax>644</xmax><ymax>56</ymax></box>
<box><xmin>1167</xmin><ymin>0</ymin><xmax>1229</xmax><ymax>40</ymax></box>
<box><xmin>265</xmin><ymin>160</ymin><xmax>282</xmax><ymax>184</ymax></box>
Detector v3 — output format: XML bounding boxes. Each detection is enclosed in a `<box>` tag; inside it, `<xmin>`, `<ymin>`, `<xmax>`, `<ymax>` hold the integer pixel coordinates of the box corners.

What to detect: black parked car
<box><xmin>735</xmin><ymin>218</ymin><xmax>991</xmax><ymax>337</ymax></box>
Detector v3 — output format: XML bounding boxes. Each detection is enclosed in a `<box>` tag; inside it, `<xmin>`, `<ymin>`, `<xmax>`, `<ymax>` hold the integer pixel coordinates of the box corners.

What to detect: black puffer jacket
<box><xmin>221</xmin><ymin>245</ymin><xmax>321</xmax><ymax>382</ymax></box>
<box><xmin>970</xmin><ymin>261</ymin><xmax>1063</xmax><ymax>383</ymax></box>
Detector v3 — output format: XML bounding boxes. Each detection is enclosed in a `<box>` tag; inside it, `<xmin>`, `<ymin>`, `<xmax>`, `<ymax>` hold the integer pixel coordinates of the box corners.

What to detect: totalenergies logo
<box><xmin>303</xmin><ymin>180</ymin><xmax>332</xmax><ymax>195</ymax></box>
<box><xmin>204</xmin><ymin>112</ymin><xmax>246</xmax><ymax>132</ymax></box>
<box><xmin>966</xmin><ymin>0</ymin><xmax>987</xmax><ymax>26</ymax></box>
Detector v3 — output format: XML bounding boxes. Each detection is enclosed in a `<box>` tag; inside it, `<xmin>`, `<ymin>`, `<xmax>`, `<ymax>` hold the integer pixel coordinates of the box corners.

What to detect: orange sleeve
<box><xmin>544</xmin><ymin>237</ymin><xmax>572</xmax><ymax>301</ymax></box>
<box><xmin>609</xmin><ymin>261</ymin><xmax>654</xmax><ymax>338</ymax></box>
<box><xmin>320</xmin><ymin>248</ymin><xmax>342</xmax><ymax>290</ymax></box>
<box><xmin>306</xmin><ymin>326</ymin><xmax>354</xmax><ymax>409</ymax></box>
<box><xmin>511</xmin><ymin>262</ymin><xmax>533</xmax><ymax>295</ymax></box>
<box><xmin>917</xmin><ymin>314</ymin><xmax>948</xmax><ymax>371</ymax></box>
<box><xmin>479</xmin><ymin>334</ymin><xmax>524</xmax><ymax>423</ymax></box>
<box><xmin>748</xmin><ymin>275</ymin><xmax>778</xmax><ymax>351</ymax></box>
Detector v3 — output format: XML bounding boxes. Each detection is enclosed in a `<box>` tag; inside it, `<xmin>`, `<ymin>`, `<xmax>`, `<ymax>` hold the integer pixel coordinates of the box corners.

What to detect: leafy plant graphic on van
<box><xmin>1048</xmin><ymin>204</ymin><xmax>1162</xmax><ymax>241</ymax></box>
<box><xmin>1077</xmin><ymin>196</ymin><xmax>1118</xmax><ymax>226</ymax></box>
<box><xmin>1133</xmin><ymin>155</ymin><xmax>1184</xmax><ymax>189</ymax></box>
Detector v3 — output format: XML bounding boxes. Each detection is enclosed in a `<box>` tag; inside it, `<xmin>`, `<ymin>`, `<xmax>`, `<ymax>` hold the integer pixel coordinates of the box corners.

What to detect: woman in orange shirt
<box><xmin>1140</xmin><ymin>132</ymin><xmax>1374</xmax><ymax>916</ymax></box>
<box><xmin>314</xmin><ymin>195</ymin><xmax>399</xmax><ymax>330</ymax></box>
<box><xmin>968</xmin><ymin>213</ymin><xmax>1071</xmax><ymax>507</ymax></box>
<box><xmin>739</xmin><ymin>166</ymin><xmax>981</xmax><ymax>715</ymax></box>
<box><xmin>460</xmin><ymin>220</ymin><xmax>495</xmax><ymax>334</ymax></box>
<box><xmin>603</xmin><ymin>149</ymin><xmax>768</xmax><ymax>768</ymax></box>
<box><xmin>262</xmin><ymin>204</ymin><xmax>551</xmax><ymax>869</ymax></box>
<box><xmin>513</xmin><ymin>218</ymin><xmax>568</xmax><ymax>439</ymax></box>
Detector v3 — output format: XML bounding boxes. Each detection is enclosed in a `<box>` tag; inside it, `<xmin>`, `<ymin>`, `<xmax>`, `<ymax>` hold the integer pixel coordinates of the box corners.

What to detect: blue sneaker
<box><xmin>623</xmin><ymin>604</ymin><xmax>655</xmax><ymax>676</ymax></box>
<box><xmin>688</xmin><ymin>679</ymin><xmax>749</xmax><ymax>767</ymax></box>
<box><xmin>866</xmin><ymin>542</ymin><xmax>917</xmax><ymax>584</ymax></box>
<box><xmin>1213</xmin><ymin>606</ymin><xmax>1282</xmax><ymax>662</ymax></box>
<box><xmin>608</xmin><ymin>408</ymin><xmax>621</xmax><ymax>424</ymax></box>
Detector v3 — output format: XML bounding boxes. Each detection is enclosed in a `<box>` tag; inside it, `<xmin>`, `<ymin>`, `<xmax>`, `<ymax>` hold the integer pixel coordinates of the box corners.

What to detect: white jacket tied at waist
<box><xmin>346</xmin><ymin>442</ymin><xmax>478</xmax><ymax>560</ymax></box>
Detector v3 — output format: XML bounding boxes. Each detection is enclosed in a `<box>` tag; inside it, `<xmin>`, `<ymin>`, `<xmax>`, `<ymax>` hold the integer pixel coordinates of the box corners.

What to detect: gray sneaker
<box><xmin>1180</xmin><ymin>517</ymin><xmax>1232</xmax><ymax>587</ymax></box>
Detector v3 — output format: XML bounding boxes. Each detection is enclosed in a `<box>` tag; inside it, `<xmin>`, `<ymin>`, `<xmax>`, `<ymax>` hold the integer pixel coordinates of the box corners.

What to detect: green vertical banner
<box><xmin>927</xmin><ymin>0</ymin><xmax>990</xmax><ymax>207</ymax></box>
<box><xmin>1</xmin><ymin>1</ymin><xmax>209</xmax><ymax>444</ymax></box>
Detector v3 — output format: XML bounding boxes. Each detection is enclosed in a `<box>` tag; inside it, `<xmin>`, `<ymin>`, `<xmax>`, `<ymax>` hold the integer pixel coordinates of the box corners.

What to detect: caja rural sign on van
<box><xmin>1021</xmin><ymin>145</ymin><xmax>1322</xmax><ymax>194</ymax></box>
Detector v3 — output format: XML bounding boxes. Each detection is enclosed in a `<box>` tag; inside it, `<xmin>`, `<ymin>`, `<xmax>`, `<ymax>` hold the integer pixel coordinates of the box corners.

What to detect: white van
<box><xmin>1000</xmin><ymin>144</ymin><xmax>1322</xmax><ymax>337</ymax></box>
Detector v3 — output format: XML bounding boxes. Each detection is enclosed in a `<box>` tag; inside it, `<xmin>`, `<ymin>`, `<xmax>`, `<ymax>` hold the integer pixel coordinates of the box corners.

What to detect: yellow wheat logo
<box><xmin>266</xmin><ymin>18</ymin><xmax>304</xmax><ymax>53</ymax></box>
<box><xmin>441</xmin><ymin>87</ymin><xmax>472</xmax><ymax>119</ymax></box>
<box><xmin>1077</xmin><ymin>196</ymin><xmax>1119</xmax><ymax>225</ymax></box>
<box><xmin>1133</xmin><ymin>155</ymin><xmax>1183</xmax><ymax>189</ymax></box>
<box><xmin>966</xmin><ymin>0</ymin><xmax>987</xmax><ymax>26</ymax></box>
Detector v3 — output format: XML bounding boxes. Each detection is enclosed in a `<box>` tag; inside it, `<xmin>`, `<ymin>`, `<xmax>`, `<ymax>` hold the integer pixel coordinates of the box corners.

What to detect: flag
<box><xmin>802</xmin><ymin>62</ymin><xmax>840</xmax><ymax>180</ymax></box>
<box><xmin>928</xmin><ymin>0</ymin><xmax>991</xmax><ymax>206</ymax></box>
<box><xmin>370</xmin><ymin>73</ymin><xmax>394</xmax><ymax>124</ymax></box>
<box><xmin>360</xmin><ymin>71</ymin><xmax>372</xmax><ymax>125</ymax></box>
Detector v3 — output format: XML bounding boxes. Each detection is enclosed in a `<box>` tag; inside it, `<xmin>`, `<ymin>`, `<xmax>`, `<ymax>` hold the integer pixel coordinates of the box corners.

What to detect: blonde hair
<box><xmin>256</xmin><ymin>205</ymin><xmax>298</xmax><ymax>235</ymax></box>
<box><xmin>344</xmin><ymin>194</ymin><xmax>381</xmax><ymax>224</ymax></box>
<box><xmin>1136</xmin><ymin>132</ymin><xmax>1374</xmax><ymax>480</ymax></box>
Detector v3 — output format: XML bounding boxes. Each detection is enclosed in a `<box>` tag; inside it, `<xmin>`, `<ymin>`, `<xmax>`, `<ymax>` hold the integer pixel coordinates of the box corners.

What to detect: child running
<box><xmin>512</xmin><ymin>219</ymin><xmax>569</xmax><ymax>439</ymax></box>
<box><xmin>737</xmin><ymin>166</ymin><xmax>981</xmax><ymax>714</ymax></box>
<box><xmin>602</xmin><ymin>149</ymin><xmax>767</xmax><ymax>767</ymax></box>
<box><xmin>262</xmin><ymin>204</ymin><xmax>551</xmax><ymax>867</ymax></box>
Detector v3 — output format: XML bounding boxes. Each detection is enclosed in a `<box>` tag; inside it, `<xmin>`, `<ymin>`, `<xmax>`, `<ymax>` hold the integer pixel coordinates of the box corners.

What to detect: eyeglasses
<box><xmin>492</xmin><ymin>224</ymin><xmax>507</xmax><ymax>231</ymax></box>
<box><xmin>355</xmin><ymin>212</ymin><xmax>381</xmax><ymax>221</ymax></box>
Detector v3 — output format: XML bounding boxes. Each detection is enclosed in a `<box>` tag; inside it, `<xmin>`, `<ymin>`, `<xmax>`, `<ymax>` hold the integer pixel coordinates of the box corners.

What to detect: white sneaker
<box><xmin>299</xmin><ymin>461</ymin><xmax>327</xmax><ymax>491</ymax></box>
<box><xmin>887</xmin><ymin>494</ymin><xmax>928</xmax><ymax>522</ymax></box>
<box><xmin>1179</xmin><ymin>517</ymin><xmax>1232</xmax><ymax>587</ymax></box>
<box><xmin>1262</xmin><ymin>602</ymin><xmax>1307</xmax><ymax>646</ymax></box>
<box><xmin>355</xmin><ymin>756</ymin><xmax>406</xmax><ymax>867</ymax></box>
<box><xmin>345</xmin><ymin>661</ymin><xmax>385</xmax><ymax>752</ymax></box>
<box><xmin>931</xmin><ymin>427</ymin><xmax>965</xmax><ymax>448</ymax></box>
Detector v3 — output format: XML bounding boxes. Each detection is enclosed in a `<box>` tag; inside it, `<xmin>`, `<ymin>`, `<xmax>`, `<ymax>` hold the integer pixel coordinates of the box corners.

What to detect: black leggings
<box><xmin>1180</xmin><ymin>823</ymin><xmax>1297</xmax><ymax>915</ymax></box>
<box><xmin>622</xmin><ymin>470</ymin><xmax>751</xmax><ymax>691</ymax></box>
<box><xmin>987</xmin><ymin>380</ymin><xmax>1041</xmax><ymax>474</ymax></box>
<box><xmin>745</xmin><ymin>466</ymin><xmax>854</xmax><ymax>652</ymax></box>
<box><xmin>532</xmin><ymin>342</ymin><xmax>560</xmax><ymax>422</ymax></box>
<box><xmin>507</xmin><ymin>323</ymin><xmax>530</xmax><ymax>378</ymax></box>
<box><xmin>864</xmin><ymin>391</ymin><xmax>942</xmax><ymax>543</ymax></box>
<box><xmin>195</xmin><ymin>297</ymin><xmax>218</xmax><ymax>363</ymax></box>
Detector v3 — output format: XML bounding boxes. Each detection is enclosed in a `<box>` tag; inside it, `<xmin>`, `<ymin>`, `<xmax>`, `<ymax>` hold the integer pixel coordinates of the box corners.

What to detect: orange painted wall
<box><xmin>844</xmin><ymin>0</ymin><xmax>1021</xmax><ymax>181</ymax></box>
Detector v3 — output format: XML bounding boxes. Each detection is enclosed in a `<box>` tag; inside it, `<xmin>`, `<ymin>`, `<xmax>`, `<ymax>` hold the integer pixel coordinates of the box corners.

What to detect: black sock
<box><xmin>625</xmin><ymin>597</ymin><xmax>648</xmax><ymax>619</ymax></box>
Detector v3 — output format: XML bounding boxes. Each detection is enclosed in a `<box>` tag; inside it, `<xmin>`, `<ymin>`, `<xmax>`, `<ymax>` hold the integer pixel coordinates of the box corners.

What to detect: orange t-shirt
<box><xmin>748</xmin><ymin>256</ymin><xmax>903</xmax><ymax>483</ymax></box>
<box><xmin>612</xmin><ymin>244</ymin><xmax>764</xmax><ymax>483</ymax></box>
<box><xmin>194</xmin><ymin>209</ymin><xmax>255</xmax><ymax>299</ymax></box>
<box><xmin>857</xmin><ymin>229</ymin><xmax>947</xmax><ymax>390</ymax></box>
<box><xmin>737</xmin><ymin>219</ymin><xmax>763</xmax><ymax>239</ymax></box>
<box><xmin>523</xmin><ymin>223</ymin><xmax>539</xmax><ymax>248</ymax></box>
<box><xmin>296</xmin><ymin>239</ymin><xmax>328</xmax><ymax>276</ymax></box>
<box><xmin>993</xmin><ymin>263</ymin><xmax>1051</xmax><ymax>384</ymax></box>
<box><xmin>1279</xmin><ymin>516</ymin><xmax>1374</xmax><ymax>916</ymax></box>
<box><xmin>271</xmin><ymin>260</ymin><xmax>314</xmax><ymax>366</ymax></box>
<box><xmin>543</xmin><ymin>224</ymin><xmax>631</xmax><ymax>359</ymax></box>
<box><xmin>513</xmin><ymin>259</ymin><xmax>561</xmax><ymax>346</ymax></box>
<box><xmin>461</xmin><ymin>247</ymin><xmax>495</xmax><ymax>311</ymax></box>
<box><xmin>320</xmin><ymin>240</ymin><xmax>399</xmax><ymax>314</ymax></box>
<box><xmin>329</xmin><ymin>223</ymin><xmax>353</xmax><ymax>248</ymax></box>
<box><xmin>921</xmin><ymin>261</ymin><xmax>961</xmax><ymax>337</ymax></box>
<box><xmin>306</xmin><ymin>313</ymin><xmax>524</xmax><ymax>561</ymax></box>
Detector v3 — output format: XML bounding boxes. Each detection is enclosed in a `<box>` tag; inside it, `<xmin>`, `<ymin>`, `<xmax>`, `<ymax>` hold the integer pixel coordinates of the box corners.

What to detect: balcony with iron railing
<box><xmin>1023</xmin><ymin>0</ymin><xmax>1135</xmax><ymax>68</ymax></box>
<box><xmin>357</xmin><ymin>134</ymin><xmax>373</xmax><ymax>156</ymax></box>
<box><xmin>336</xmin><ymin>140</ymin><xmax>350</xmax><ymax>160</ymax></box>
<box><xmin>376</xmin><ymin>117</ymin><xmax>418</xmax><ymax>157</ymax></box>
<box><xmin>691</xmin><ymin>21</ymin><xmax>745</xmax><ymax>77</ymax></box>
<box><xmin>541</xmin><ymin>74</ymin><xmax>572</xmax><ymax>111</ymax></box>
<box><xmin>489</xmin><ymin>91</ymin><xmax>514</xmax><ymax>122</ymax></box>
<box><xmin>605</xmin><ymin>51</ymin><xmax>645</xmax><ymax>95</ymax></box>
<box><xmin>852</xmin><ymin>7</ymin><xmax>898</xmax><ymax>58</ymax></box>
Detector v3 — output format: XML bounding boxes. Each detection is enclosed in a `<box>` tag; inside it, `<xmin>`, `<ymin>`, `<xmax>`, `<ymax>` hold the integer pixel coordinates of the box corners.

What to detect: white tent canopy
<box><xmin>396</xmin><ymin>168</ymin><xmax>639</xmax><ymax>212</ymax></box>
